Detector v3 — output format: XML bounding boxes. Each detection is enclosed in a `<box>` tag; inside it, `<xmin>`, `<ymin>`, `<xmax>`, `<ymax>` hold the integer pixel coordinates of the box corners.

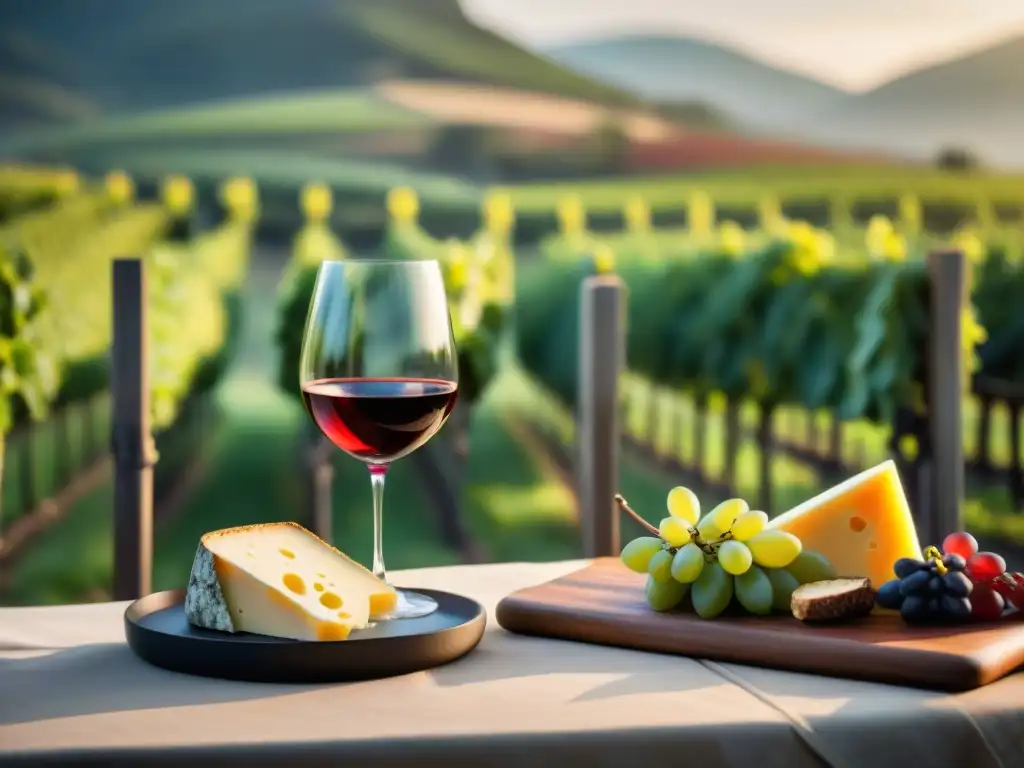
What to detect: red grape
<box><xmin>965</xmin><ymin>552</ymin><xmax>1007</xmax><ymax>583</ymax></box>
<box><xmin>990</xmin><ymin>572</ymin><xmax>1024</xmax><ymax>610</ymax></box>
<box><xmin>970</xmin><ymin>584</ymin><xmax>1006</xmax><ymax>622</ymax></box>
<box><xmin>942</xmin><ymin>531</ymin><xmax>978</xmax><ymax>559</ymax></box>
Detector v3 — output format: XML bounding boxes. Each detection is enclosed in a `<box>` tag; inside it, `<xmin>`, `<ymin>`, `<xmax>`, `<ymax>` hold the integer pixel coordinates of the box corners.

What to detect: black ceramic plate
<box><xmin>124</xmin><ymin>588</ymin><xmax>487</xmax><ymax>683</ymax></box>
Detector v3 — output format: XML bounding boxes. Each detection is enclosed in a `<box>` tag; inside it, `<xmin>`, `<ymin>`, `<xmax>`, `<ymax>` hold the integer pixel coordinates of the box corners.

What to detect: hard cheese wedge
<box><xmin>184</xmin><ymin>522</ymin><xmax>398</xmax><ymax>641</ymax></box>
<box><xmin>767</xmin><ymin>459</ymin><xmax>922</xmax><ymax>589</ymax></box>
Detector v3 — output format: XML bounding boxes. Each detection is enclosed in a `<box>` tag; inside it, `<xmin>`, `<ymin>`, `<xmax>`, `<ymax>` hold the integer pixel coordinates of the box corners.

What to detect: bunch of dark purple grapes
<box><xmin>876</xmin><ymin>532</ymin><xmax>1010</xmax><ymax>624</ymax></box>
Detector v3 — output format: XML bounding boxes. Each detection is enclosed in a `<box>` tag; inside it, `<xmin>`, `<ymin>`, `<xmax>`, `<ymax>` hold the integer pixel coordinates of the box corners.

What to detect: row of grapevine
<box><xmin>0</xmin><ymin>169</ymin><xmax>257</xmax><ymax>537</ymax></box>
<box><xmin>514</xmin><ymin>214</ymin><xmax>1024</xmax><ymax>521</ymax></box>
<box><xmin>4</xmin><ymin>172</ymin><xmax>255</xmax><ymax>432</ymax></box>
<box><xmin>518</xmin><ymin>218</ymin><xmax>1023</xmax><ymax>411</ymax></box>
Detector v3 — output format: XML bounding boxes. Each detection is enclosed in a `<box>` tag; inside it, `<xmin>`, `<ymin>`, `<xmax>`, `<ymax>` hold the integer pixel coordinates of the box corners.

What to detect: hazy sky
<box><xmin>462</xmin><ymin>0</ymin><xmax>1024</xmax><ymax>92</ymax></box>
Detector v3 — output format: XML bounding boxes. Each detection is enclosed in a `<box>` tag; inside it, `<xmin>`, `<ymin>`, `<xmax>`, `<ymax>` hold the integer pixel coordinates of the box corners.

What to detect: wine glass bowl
<box><xmin>302</xmin><ymin>378</ymin><xmax>456</xmax><ymax>465</ymax></box>
<box><xmin>299</xmin><ymin>260</ymin><xmax>459</xmax><ymax>619</ymax></box>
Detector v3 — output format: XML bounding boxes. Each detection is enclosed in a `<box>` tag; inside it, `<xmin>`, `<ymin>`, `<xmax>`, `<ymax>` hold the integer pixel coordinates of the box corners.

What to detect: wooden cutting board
<box><xmin>495</xmin><ymin>558</ymin><xmax>1024</xmax><ymax>692</ymax></box>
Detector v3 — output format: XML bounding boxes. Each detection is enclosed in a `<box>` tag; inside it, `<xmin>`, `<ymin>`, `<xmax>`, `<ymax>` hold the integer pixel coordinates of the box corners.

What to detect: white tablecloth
<box><xmin>1</xmin><ymin>559</ymin><xmax>1022</xmax><ymax>767</ymax></box>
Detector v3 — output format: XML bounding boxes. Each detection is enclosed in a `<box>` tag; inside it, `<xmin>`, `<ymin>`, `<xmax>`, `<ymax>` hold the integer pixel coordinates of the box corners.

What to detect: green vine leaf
<box><xmin>0</xmin><ymin>243</ymin><xmax>59</xmax><ymax>433</ymax></box>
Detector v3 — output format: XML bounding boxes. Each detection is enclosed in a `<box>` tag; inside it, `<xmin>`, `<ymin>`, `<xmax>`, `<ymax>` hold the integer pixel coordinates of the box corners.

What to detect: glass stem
<box><xmin>369</xmin><ymin>464</ymin><xmax>388</xmax><ymax>583</ymax></box>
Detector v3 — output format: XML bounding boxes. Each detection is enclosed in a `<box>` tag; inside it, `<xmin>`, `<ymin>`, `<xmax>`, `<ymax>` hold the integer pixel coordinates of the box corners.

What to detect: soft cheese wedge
<box><xmin>767</xmin><ymin>460</ymin><xmax>922</xmax><ymax>590</ymax></box>
<box><xmin>184</xmin><ymin>522</ymin><xmax>398</xmax><ymax>642</ymax></box>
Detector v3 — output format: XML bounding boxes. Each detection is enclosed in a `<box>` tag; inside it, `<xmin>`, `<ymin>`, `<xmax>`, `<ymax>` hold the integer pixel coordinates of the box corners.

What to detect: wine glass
<box><xmin>299</xmin><ymin>259</ymin><xmax>459</xmax><ymax>619</ymax></box>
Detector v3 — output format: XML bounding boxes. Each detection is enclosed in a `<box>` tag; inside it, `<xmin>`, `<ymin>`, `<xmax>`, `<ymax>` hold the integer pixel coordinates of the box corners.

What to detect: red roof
<box><xmin>625</xmin><ymin>132</ymin><xmax>889</xmax><ymax>170</ymax></box>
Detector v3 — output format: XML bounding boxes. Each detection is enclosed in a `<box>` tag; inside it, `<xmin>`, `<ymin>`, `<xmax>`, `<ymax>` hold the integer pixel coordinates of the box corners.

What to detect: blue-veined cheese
<box><xmin>184</xmin><ymin>522</ymin><xmax>397</xmax><ymax>641</ymax></box>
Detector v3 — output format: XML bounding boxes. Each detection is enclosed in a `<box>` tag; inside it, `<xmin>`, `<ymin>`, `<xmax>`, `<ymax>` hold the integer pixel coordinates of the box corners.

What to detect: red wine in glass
<box><xmin>299</xmin><ymin>259</ymin><xmax>459</xmax><ymax>620</ymax></box>
<box><xmin>302</xmin><ymin>377</ymin><xmax>458</xmax><ymax>464</ymax></box>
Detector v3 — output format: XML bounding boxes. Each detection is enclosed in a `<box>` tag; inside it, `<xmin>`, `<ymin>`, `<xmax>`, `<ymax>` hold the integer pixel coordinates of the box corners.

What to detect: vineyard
<box><xmin>0</xmin><ymin>165</ymin><xmax>256</xmax><ymax>601</ymax></box>
<box><xmin>1</xmin><ymin>160</ymin><xmax>1023</xmax><ymax>605</ymax></box>
<box><xmin>514</xmin><ymin>199</ymin><xmax>1024</xmax><ymax>544</ymax></box>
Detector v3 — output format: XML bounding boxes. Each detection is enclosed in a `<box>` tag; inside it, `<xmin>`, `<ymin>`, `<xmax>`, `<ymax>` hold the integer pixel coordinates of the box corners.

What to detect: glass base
<box><xmin>381</xmin><ymin>588</ymin><xmax>439</xmax><ymax>620</ymax></box>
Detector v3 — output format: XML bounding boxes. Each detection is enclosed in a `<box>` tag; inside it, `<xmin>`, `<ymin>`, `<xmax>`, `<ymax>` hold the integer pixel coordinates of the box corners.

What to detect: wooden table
<box><xmin>2</xmin><ymin>559</ymin><xmax>1022</xmax><ymax>767</ymax></box>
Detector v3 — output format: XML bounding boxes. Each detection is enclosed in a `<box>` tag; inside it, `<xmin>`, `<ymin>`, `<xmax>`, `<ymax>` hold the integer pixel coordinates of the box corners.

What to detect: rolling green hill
<box><xmin>0</xmin><ymin>89</ymin><xmax>432</xmax><ymax>157</ymax></box>
<box><xmin>0</xmin><ymin>0</ymin><xmax>638</xmax><ymax>132</ymax></box>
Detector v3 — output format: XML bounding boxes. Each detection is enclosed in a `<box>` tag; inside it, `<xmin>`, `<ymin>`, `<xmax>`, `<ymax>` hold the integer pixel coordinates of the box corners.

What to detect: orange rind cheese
<box><xmin>767</xmin><ymin>460</ymin><xmax>922</xmax><ymax>589</ymax></box>
<box><xmin>184</xmin><ymin>522</ymin><xmax>397</xmax><ymax>641</ymax></box>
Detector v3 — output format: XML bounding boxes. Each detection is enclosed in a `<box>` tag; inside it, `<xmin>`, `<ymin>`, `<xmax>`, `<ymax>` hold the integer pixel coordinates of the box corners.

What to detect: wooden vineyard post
<box><xmin>924</xmin><ymin>249</ymin><xmax>966</xmax><ymax>543</ymax></box>
<box><xmin>578</xmin><ymin>275</ymin><xmax>625</xmax><ymax>557</ymax></box>
<box><xmin>111</xmin><ymin>258</ymin><xmax>155</xmax><ymax>600</ymax></box>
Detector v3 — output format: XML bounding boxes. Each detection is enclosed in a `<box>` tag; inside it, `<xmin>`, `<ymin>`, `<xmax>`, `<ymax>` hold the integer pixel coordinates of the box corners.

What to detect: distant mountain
<box><xmin>0</xmin><ymin>0</ymin><xmax>639</xmax><ymax>132</ymax></box>
<box><xmin>544</xmin><ymin>31</ymin><xmax>1024</xmax><ymax>168</ymax></box>
<box><xmin>543</xmin><ymin>35</ymin><xmax>847</xmax><ymax>130</ymax></box>
<box><xmin>800</xmin><ymin>35</ymin><xmax>1024</xmax><ymax>167</ymax></box>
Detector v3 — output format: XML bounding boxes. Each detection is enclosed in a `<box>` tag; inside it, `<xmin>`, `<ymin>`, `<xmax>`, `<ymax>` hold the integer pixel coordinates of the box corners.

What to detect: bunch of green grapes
<box><xmin>620</xmin><ymin>487</ymin><xmax>836</xmax><ymax>618</ymax></box>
